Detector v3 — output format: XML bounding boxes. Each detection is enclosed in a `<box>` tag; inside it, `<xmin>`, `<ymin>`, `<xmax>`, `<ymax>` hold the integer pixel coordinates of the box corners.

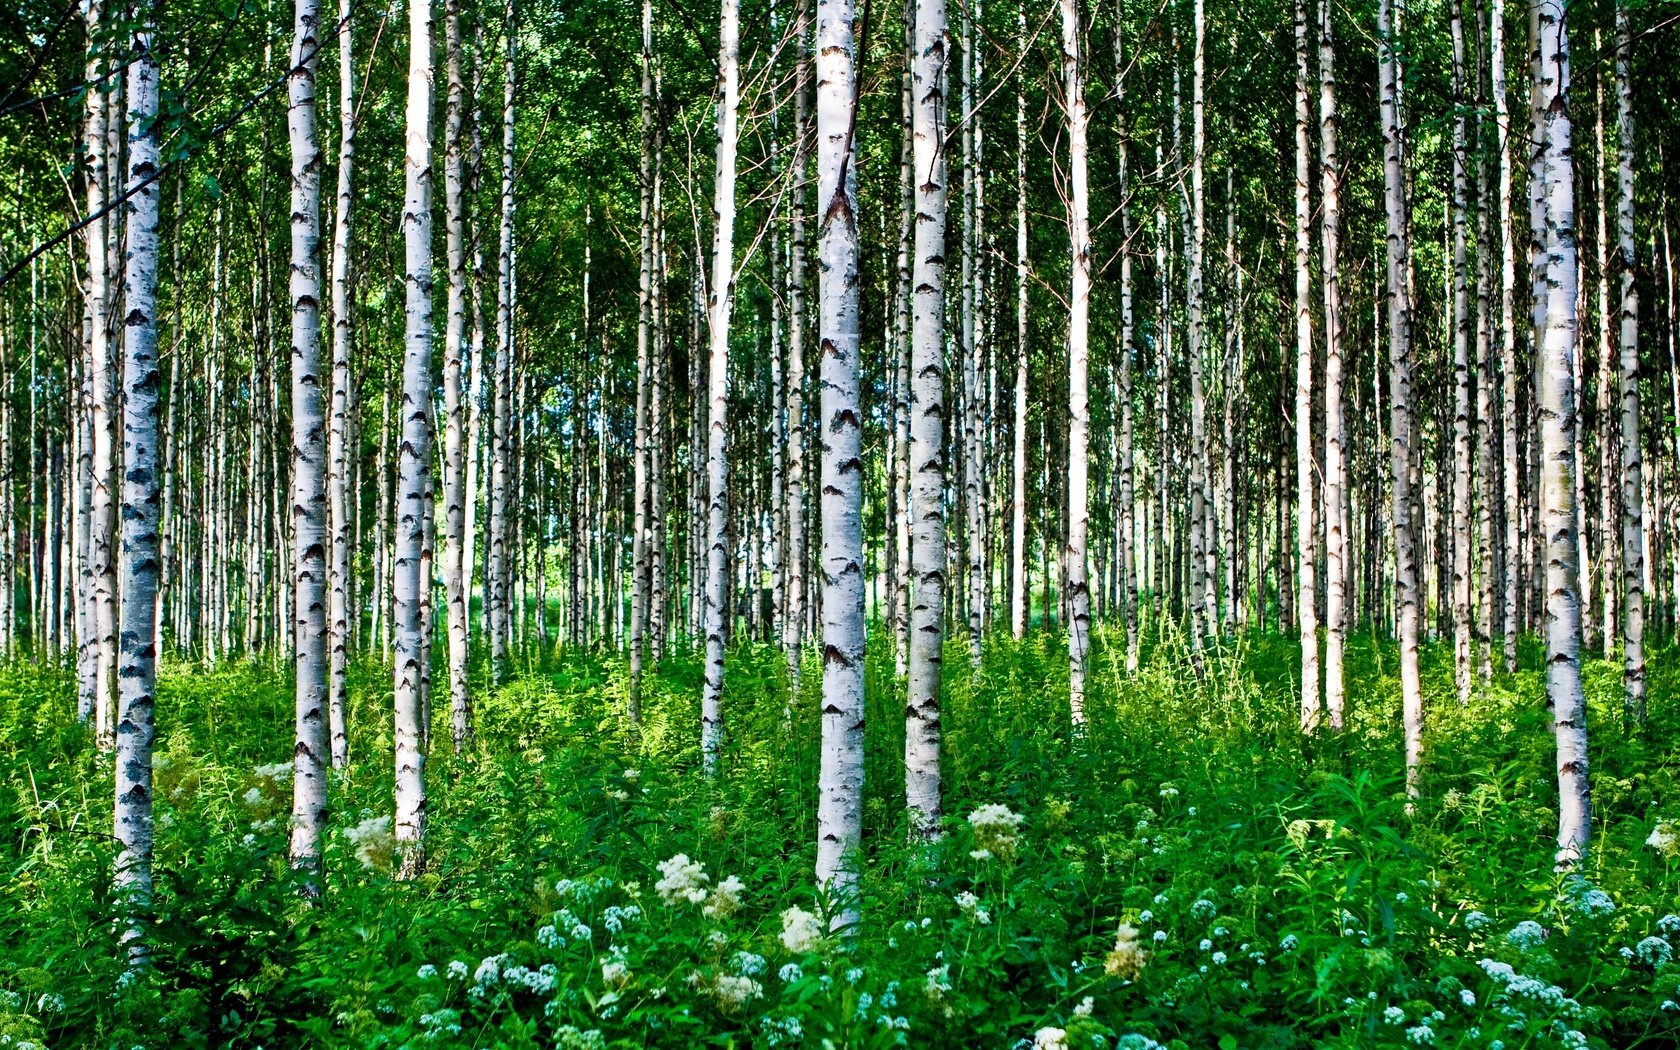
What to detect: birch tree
<box><xmin>326</xmin><ymin>0</ymin><xmax>355</xmax><ymax>769</ymax></box>
<box><xmin>1530</xmin><ymin>0</ymin><xmax>1590</xmax><ymax>864</ymax></box>
<box><xmin>1293</xmin><ymin>0</ymin><xmax>1318</xmax><ymax>729</ymax></box>
<box><xmin>784</xmin><ymin>0</ymin><xmax>810</xmax><ymax>679</ymax></box>
<box><xmin>1492</xmin><ymin>0</ymin><xmax>1520</xmax><ymax>673</ymax></box>
<box><xmin>114</xmin><ymin>0</ymin><xmax>163</xmax><ymax>962</ymax></box>
<box><xmin>1449</xmin><ymin>0</ymin><xmax>1473</xmax><ymax>703</ymax></box>
<box><xmin>701</xmin><ymin>0</ymin><xmax>741</xmax><ymax>776</ymax></box>
<box><xmin>905</xmin><ymin>0</ymin><xmax>948</xmax><ymax>840</ymax></box>
<box><xmin>1060</xmin><ymin>0</ymin><xmax>1093</xmax><ymax>723</ymax></box>
<box><xmin>1379</xmin><ymin>0</ymin><xmax>1423</xmax><ymax>794</ymax></box>
<box><xmin>813</xmin><ymin>0</ymin><xmax>864</xmax><ymax>921</ymax></box>
<box><xmin>441</xmin><ymin>0</ymin><xmax>474</xmax><ymax>752</ymax></box>
<box><xmin>287</xmin><ymin>0</ymin><xmax>331</xmax><ymax>879</ymax></box>
<box><xmin>1318</xmin><ymin>0</ymin><xmax>1346</xmax><ymax>728</ymax></box>
<box><xmin>393</xmin><ymin>0</ymin><xmax>435</xmax><ymax>876</ymax></box>
<box><xmin>1613</xmin><ymin>0</ymin><xmax>1643</xmax><ymax>724</ymax></box>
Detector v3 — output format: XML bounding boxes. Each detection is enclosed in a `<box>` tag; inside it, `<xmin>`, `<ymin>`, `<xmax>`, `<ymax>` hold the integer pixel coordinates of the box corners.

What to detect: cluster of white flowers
<box><xmin>1562</xmin><ymin>876</ymin><xmax>1615</xmax><ymax>918</ymax></box>
<box><xmin>253</xmin><ymin>761</ymin><xmax>292</xmax><ymax>782</ymax></box>
<box><xmin>780</xmin><ymin>905</ymin><xmax>825</xmax><ymax>953</ymax></box>
<box><xmin>1383</xmin><ymin>1006</ymin><xmax>1406</xmax><ymax>1025</ymax></box>
<box><xmin>1191</xmin><ymin>897</ymin><xmax>1218</xmax><ymax>921</ymax></box>
<box><xmin>417</xmin><ymin>1007</ymin><xmax>463</xmax><ymax>1040</ymax></box>
<box><xmin>1033</xmin><ymin>1026</ymin><xmax>1070</xmax><ymax>1049</ymax></box>
<box><xmin>1477</xmin><ymin>958</ymin><xmax>1584</xmax><ymax>1018</ymax></box>
<box><xmin>601</xmin><ymin>958</ymin><xmax>630</xmax><ymax>986</ymax></box>
<box><xmin>687</xmin><ymin>970</ymin><xmax>763</xmax><ymax>1012</ymax></box>
<box><xmin>1463</xmin><ymin>910</ymin><xmax>1493</xmax><ymax>931</ymax></box>
<box><xmin>1634</xmin><ymin>935</ymin><xmax>1673</xmax><ymax>968</ymax></box>
<box><xmin>1279</xmin><ymin>934</ymin><xmax>1299</xmax><ymax>952</ymax></box>
<box><xmin>968</xmin><ymin>804</ymin><xmax>1025</xmax><ymax>860</ymax></box>
<box><xmin>925</xmin><ymin>964</ymin><xmax>952</xmax><ymax>1002</ymax></box>
<box><xmin>731</xmin><ymin>951</ymin><xmax>767</xmax><ymax>977</ymax></box>
<box><xmin>1105</xmin><ymin>921</ymin><xmax>1147</xmax><ymax>979</ymax></box>
<box><xmin>705</xmin><ymin>875</ymin><xmax>746</xmax><ymax>919</ymax></box>
<box><xmin>555</xmin><ymin>1026</ymin><xmax>607</xmax><ymax>1050</ymax></box>
<box><xmin>655</xmin><ymin>854</ymin><xmax>710</xmax><ymax>905</ymax></box>
<box><xmin>759</xmin><ymin>1014</ymin><xmax>804</xmax><ymax>1047</ymax></box>
<box><xmin>1659</xmin><ymin>914</ymin><xmax>1680</xmax><ymax>936</ymax></box>
<box><xmin>601</xmin><ymin>904</ymin><xmax>641</xmax><ymax>934</ymax></box>
<box><xmin>954</xmin><ymin>891</ymin><xmax>992</xmax><ymax>925</ymax></box>
<box><xmin>341</xmin><ymin>815</ymin><xmax>394</xmax><ymax>870</ymax></box>
<box><xmin>1505</xmin><ymin>920</ymin><xmax>1545</xmax><ymax>951</ymax></box>
<box><xmin>416</xmin><ymin>963</ymin><xmax>438</xmax><ymax>980</ymax></box>
<box><xmin>1647</xmin><ymin>821</ymin><xmax>1679</xmax><ymax>857</ymax></box>
<box><xmin>778</xmin><ymin>962</ymin><xmax>803</xmax><ymax>983</ymax></box>
<box><xmin>1405</xmin><ymin>1023</ymin><xmax>1434</xmax><ymax>1044</ymax></box>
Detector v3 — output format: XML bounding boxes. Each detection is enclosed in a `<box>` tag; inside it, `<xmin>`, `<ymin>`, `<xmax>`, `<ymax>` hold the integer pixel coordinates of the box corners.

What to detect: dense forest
<box><xmin>2</xmin><ymin>0</ymin><xmax>1680</xmax><ymax>1041</ymax></box>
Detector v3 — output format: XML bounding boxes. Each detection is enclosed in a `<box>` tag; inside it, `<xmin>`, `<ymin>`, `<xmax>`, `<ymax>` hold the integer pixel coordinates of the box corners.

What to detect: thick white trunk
<box><xmin>813</xmin><ymin>0</ymin><xmax>864</xmax><ymax>920</ymax></box>
<box><xmin>1531</xmin><ymin>0</ymin><xmax>1591</xmax><ymax>863</ymax></box>
<box><xmin>701</xmin><ymin>0</ymin><xmax>740</xmax><ymax>776</ymax></box>
<box><xmin>287</xmin><ymin>0</ymin><xmax>330</xmax><ymax>879</ymax></box>
<box><xmin>115</xmin><ymin>6</ymin><xmax>162</xmax><ymax>963</ymax></box>
<box><xmin>1493</xmin><ymin>0</ymin><xmax>1521</xmax><ymax>672</ymax></box>
<box><xmin>77</xmin><ymin>0</ymin><xmax>107</xmax><ymax>726</ymax></box>
<box><xmin>905</xmin><ymin>0</ymin><xmax>947</xmax><ymax>839</ymax></box>
<box><xmin>394</xmin><ymin>0</ymin><xmax>435</xmax><ymax>875</ymax></box>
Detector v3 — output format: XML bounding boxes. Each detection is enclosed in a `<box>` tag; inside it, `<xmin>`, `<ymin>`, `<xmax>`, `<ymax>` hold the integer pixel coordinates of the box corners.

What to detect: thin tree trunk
<box><xmin>1010</xmin><ymin>2</ymin><xmax>1029</xmax><ymax>642</ymax></box>
<box><xmin>1116</xmin><ymin>2</ymin><xmax>1137</xmax><ymax>670</ymax></box>
<box><xmin>1060</xmin><ymin>0</ymin><xmax>1093</xmax><ymax>722</ymax></box>
<box><xmin>1294</xmin><ymin>0</ymin><xmax>1319</xmax><ymax>729</ymax></box>
<box><xmin>441</xmin><ymin>0</ymin><xmax>474</xmax><ymax>752</ymax></box>
<box><xmin>1187</xmin><ymin>0</ymin><xmax>1210</xmax><ymax>663</ymax></box>
<box><xmin>488</xmin><ymin>0</ymin><xmax>516</xmax><ymax>677</ymax></box>
<box><xmin>1493</xmin><ymin>0</ymin><xmax>1520</xmax><ymax>672</ymax></box>
<box><xmin>1379</xmin><ymin>0</ymin><xmax>1423</xmax><ymax>795</ymax></box>
<box><xmin>393</xmin><ymin>0</ymin><xmax>435</xmax><ymax>877</ymax></box>
<box><xmin>114</xmin><ymin>2</ymin><xmax>162</xmax><ymax>963</ymax></box>
<box><xmin>785</xmin><ymin>2</ymin><xmax>809</xmax><ymax>678</ymax></box>
<box><xmin>326</xmin><ymin>0</ymin><xmax>355</xmax><ymax>769</ymax></box>
<box><xmin>1450</xmin><ymin>0</ymin><xmax>1473</xmax><ymax>702</ymax></box>
<box><xmin>629</xmin><ymin>0</ymin><xmax>655</xmax><ymax>720</ymax></box>
<box><xmin>1613</xmin><ymin>0</ymin><xmax>1643</xmax><ymax>723</ymax></box>
<box><xmin>1318</xmin><ymin>0</ymin><xmax>1346</xmax><ymax>727</ymax></box>
<box><xmin>701</xmin><ymin>0</ymin><xmax>741</xmax><ymax>776</ymax></box>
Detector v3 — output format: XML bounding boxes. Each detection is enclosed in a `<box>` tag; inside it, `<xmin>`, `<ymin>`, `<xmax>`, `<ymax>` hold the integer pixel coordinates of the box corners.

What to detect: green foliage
<box><xmin>1</xmin><ymin>629</ymin><xmax>1678</xmax><ymax>1048</ymax></box>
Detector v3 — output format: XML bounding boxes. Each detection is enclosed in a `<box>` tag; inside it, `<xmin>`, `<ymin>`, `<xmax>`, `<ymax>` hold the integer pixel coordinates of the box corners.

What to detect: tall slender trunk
<box><xmin>287</xmin><ymin>0</ymin><xmax>330</xmax><ymax>879</ymax></box>
<box><xmin>892</xmin><ymin>16</ymin><xmax>914</xmax><ymax>673</ymax></box>
<box><xmin>488</xmin><ymin>1</ymin><xmax>516</xmax><ymax>677</ymax></box>
<box><xmin>1493</xmin><ymin>0</ymin><xmax>1520</xmax><ymax>672</ymax></box>
<box><xmin>905</xmin><ymin>0</ymin><xmax>948</xmax><ymax>839</ymax></box>
<box><xmin>1474</xmin><ymin>0</ymin><xmax>1496</xmax><ymax>683</ymax></box>
<box><xmin>1010</xmin><ymin>1</ymin><xmax>1029</xmax><ymax>643</ymax></box>
<box><xmin>1186</xmin><ymin>0</ymin><xmax>1209</xmax><ymax>661</ymax></box>
<box><xmin>1115</xmin><ymin>2</ymin><xmax>1137</xmax><ymax>670</ymax></box>
<box><xmin>393</xmin><ymin>0</ymin><xmax>435</xmax><ymax>876</ymax></box>
<box><xmin>1318</xmin><ymin>0</ymin><xmax>1345</xmax><ymax>727</ymax></box>
<box><xmin>784</xmin><ymin>0</ymin><xmax>810</xmax><ymax>679</ymax></box>
<box><xmin>1450</xmin><ymin>0</ymin><xmax>1473</xmax><ymax>702</ymax></box>
<box><xmin>326</xmin><ymin>0</ymin><xmax>355</xmax><ymax>768</ymax></box>
<box><xmin>114</xmin><ymin>0</ymin><xmax>162</xmax><ymax>963</ymax></box>
<box><xmin>628</xmin><ymin>0</ymin><xmax>656</xmax><ymax>719</ymax></box>
<box><xmin>441</xmin><ymin>0</ymin><xmax>474</xmax><ymax>752</ymax></box>
<box><xmin>1530</xmin><ymin>0</ymin><xmax>1590</xmax><ymax>862</ymax></box>
<box><xmin>701</xmin><ymin>0</ymin><xmax>740</xmax><ymax>776</ymax></box>
<box><xmin>1379</xmin><ymin>0</ymin><xmax>1423</xmax><ymax>795</ymax></box>
<box><xmin>813</xmin><ymin>0</ymin><xmax>864</xmax><ymax>920</ymax></box>
<box><xmin>1293</xmin><ymin>0</ymin><xmax>1318</xmax><ymax>729</ymax></box>
<box><xmin>1060</xmin><ymin>0</ymin><xmax>1093</xmax><ymax>722</ymax></box>
<box><xmin>1613</xmin><ymin>0</ymin><xmax>1643</xmax><ymax>723</ymax></box>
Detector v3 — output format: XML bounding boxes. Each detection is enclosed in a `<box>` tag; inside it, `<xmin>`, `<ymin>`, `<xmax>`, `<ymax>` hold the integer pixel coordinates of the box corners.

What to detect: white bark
<box><xmin>394</xmin><ymin>0</ymin><xmax>435</xmax><ymax>876</ymax></box>
<box><xmin>784</xmin><ymin>0</ymin><xmax>810</xmax><ymax>679</ymax></box>
<box><xmin>905</xmin><ymin>0</ymin><xmax>947</xmax><ymax>839</ymax></box>
<box><xmin>630</xmin><ymin>0</ymin><xmax>655</xmax><ymax>719</ymax></box>
<box><xmin>813</xmin><ymin>0</ymin><xmax>864</xmax><ymax>921</ymax></box>
<box><xmin>1614</xmin><ymin>0</ymin><xmax>1643</xmax><ymax>723</ymax></box>
<box><xmin>1450</xmin><ymin>0</ymin><xmax>1473</xmax><ymax>703</ymax></box>
<box><xmin>1188</xmin><ymin>0</ymin><xmax>1211</xmax><ymax>658</ymax></box>
<box><xmin>1531</xmin><ymin>0</ymin><xmax>1591</xmax><ymax>863</ymax></box>
<box><xmin>115</xmin><ymin>3</ymin><xmax>162</xmax><ymax>963</ymax></box>
<box><xmin>1493</xmin><ymin>0</ymin><xmax>1520</xmax><ymax>672</ymax></box>
<box><xmin>488</xmin><ymin>0</ymin><xmax>516</xmax><ymax>676</ymax></box>
<box><xmin>326</xmin><ymin>0</ymin><xmax>354</xmax><ymax>769</ymax></box>
<box><xmin>77</xmin><ymin>0</ymin><xmax>107</xmax><ymax>726</ymax></box>
<box><xmin>1115</xmin><ymin>3</ymin><xmax>1137</xmax><ymax>672</ymax></box>
<box><xmin>1379</xmin><ymin>0</ymin><xmax>1423</xmax><ymax>795</ymax></box>
<box><xmin>1060</xmin><ymin>0</ymin><xmax>1092</xmax><ymax>723</ymax></box>
<box><xmin>701</xmin><ymin>0</ymin><xmax>740</xmax><ymax>776</ymax></box>
<box><xmin>1010</xmin><ymin>1</ymin><xmax>1029</xmax><ymax>643</ymax></box>
<box><xmin>442</xmin><ymin>0</ymin><xmax>473</xmax><ymax>753</ymax></box>
<box><xmin>287</xmin><ymin>0</ymin><xmax>330</xmax><ymax>879</ymax></box>
<box><xmin>1294</xmin><ymin>0</ymin><xmax>1318</xmax><ymax>729</ymax></box>
<box><xmin>1318</xmin><ymin>0</ymin><xmax>1345</xmax><ymax>728</ymax></box>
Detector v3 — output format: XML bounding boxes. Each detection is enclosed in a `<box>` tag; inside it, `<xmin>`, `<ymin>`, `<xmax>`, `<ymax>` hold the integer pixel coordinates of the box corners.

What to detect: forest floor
<box><xmin>1</xmin><ymin>625</ymin><xmax>1678</xmax><ymax>1049</ymax></box>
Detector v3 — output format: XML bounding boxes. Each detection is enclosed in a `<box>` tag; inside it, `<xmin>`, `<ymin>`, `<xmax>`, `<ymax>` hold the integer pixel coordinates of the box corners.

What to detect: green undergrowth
<box><xmin>0</xmin><ymin>621</ymin><xmax>1678</xmax><ymax>1049</ymax></box>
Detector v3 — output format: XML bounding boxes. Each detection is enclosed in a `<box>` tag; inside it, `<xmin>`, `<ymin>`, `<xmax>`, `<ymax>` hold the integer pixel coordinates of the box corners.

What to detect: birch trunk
<box><xmin>1318</xmin><ymin>0</ymin><xmax>1346</xmax><ymax>727</ymax></box>
<box><xmin>701</xmin><ymin>0</ymin><xmax>740</xmax><ymax>776</ymax></box>
<box><xmin>893</xmin><ymin>10</ymin><xmax>914</xmax><ymax>673</ymax></box>
<box><xmin>488</xmin><ymin>0</ymin><xmax>516</xmax><ymax>676</ymax></box>
<box><xmin>905</xmin><ymin>0</ymin><xmax>948</xmax><ymax>839</ymax></box>
<box><xmin>115</xmin><ymin>4</ymin><xmax>162</xmax><ymax>962</ymax></box>
<box><xmin>394</xmin><ymin>0</ymin><xmax>435</xmax><ymax>876</ymax></box>
<box><xmin>813</xmin><ymin>0</ymin><xmax>864</xmax><ymax>919</ymax></box>
<box><xmin>1450</xmin><ymin>0</ymin><xmax>1473</xmax><ymax>702</ymax></box>
<box><xmin>1493</xmin><ymin>0</ymin><xmax>1520</xmax><ymax>672</ymax></box>
<box><xmin>441</xmin><ymin>0</ymin><xmax>474</xmax><ymax>752</ymax></box>
<box><xmin>1530</xmin><ymin>0</ymin><xmax>1590</xmax><ymax>862</ymax></box>
<box><xmin>1294</xmin><ymin>0</ymin><xmax>1319</xmax><ymax>729</ymax></box>
<box><xmin>326</xmin><ymin>0</ymin><xmax>354</xmax><ymax>768</ymax></box>
<box><xmin>287</xmin><ymin>0</ymin><xmax>330</xmax><ymax>878</ymax></box>
<box><xmin>1613</xmin><ymin>0</ymin><xmax>1643</xmax><ymax>723</ymax></box>
<box><xmin>1061</xmin><ymin>0</ymin><xmax>1093</xmax><ymax>723</ymax></box>
<box><xmin>785</xmin><ymin>0</ymin><xmax>809</xmax><ymax>678</ymax></box>
<box><xmin>77</xmin><ymin>0</ymin><xmax>107</xmax><ymax>726</ymax></box>
<box><xmin>629</xmin><ymin>0</ymin><xmax>655</xmax><ymax>719</ymax></box>
<box><xmin>1379</xmin><ymin>0</ymin><xmax>1423</xmax><ymax>795</ymax></box>
<box><xmin>1010</xmin><ymin>1</ymin><xmax>1029</xmax><ymax>642</ymax></box>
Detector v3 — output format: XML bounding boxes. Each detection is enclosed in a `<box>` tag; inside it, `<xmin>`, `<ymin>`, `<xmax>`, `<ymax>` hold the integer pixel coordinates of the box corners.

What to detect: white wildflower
<box><xmin>1033</xmin><ymin>1026</ymin><xmax>1070</xmax><ymax>1050</ymax></box>
<box><xmin>780</xmin><ymin>905</ymin><xmax>825</xmax><ymax>954</ymax></box>
<box><xmin>655</xmin><ymin>854</ymin><xmax>710</xmax><ymax>906</ymax></box>
<box><xmin>1506</xmin><ymin>921</ymin><xmax>1545</xmax><ymax>950</ymax></box>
